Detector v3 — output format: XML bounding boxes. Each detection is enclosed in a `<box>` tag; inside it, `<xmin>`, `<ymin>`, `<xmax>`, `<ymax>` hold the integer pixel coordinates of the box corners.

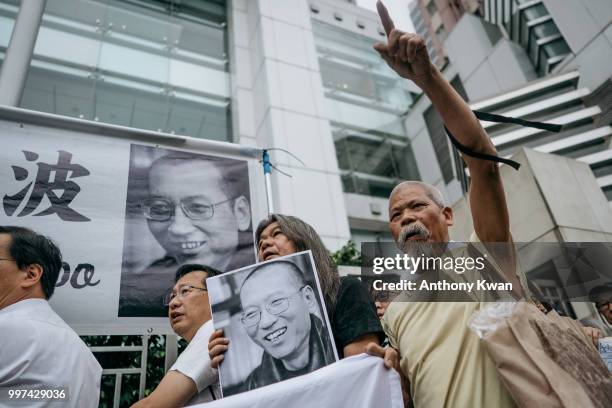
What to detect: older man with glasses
<box><xmin>233</xmin><ymin>260</ymin><xmax>336</xmax><ymax>393</ymax></box>
<box><xmin>119</xmin><ymin>153</ymin><xmax>254</xmax><ymax>317</ymax></box>
<box><xmin>132</xmin><ymin>264</ymin><xmax>221</xmax><ymax>408</ymax></box>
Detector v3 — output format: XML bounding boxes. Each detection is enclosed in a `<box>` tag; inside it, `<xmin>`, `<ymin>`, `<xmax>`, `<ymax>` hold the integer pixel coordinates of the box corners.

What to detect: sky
<box><xmin>356</xmin><ymin>0</ymin><xmax>416</xmax><ymax>33</ymax></box>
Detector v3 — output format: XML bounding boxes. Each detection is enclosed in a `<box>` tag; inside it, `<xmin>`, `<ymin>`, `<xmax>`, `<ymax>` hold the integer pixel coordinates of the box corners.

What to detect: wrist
<box><xmin>412</xmin><ymin>63</ymin><xmax>440</xmax><ymax>91</ymax></box>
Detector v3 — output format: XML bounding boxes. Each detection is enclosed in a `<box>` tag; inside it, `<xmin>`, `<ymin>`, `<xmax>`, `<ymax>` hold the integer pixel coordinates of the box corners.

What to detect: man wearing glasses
<box><xmin>235</xmin><ymin>261</ymin><xmax>336</xmax><ymax>392</ymax></box>
<box><xmin>132</xmin><ymin>264</ymin><xmax>221</xmax><ymax>407</ymax></box>
<box><xmin>119</xmin><ymin>152</ymin><xmax>254</xmax><ymax>317</ymax></box>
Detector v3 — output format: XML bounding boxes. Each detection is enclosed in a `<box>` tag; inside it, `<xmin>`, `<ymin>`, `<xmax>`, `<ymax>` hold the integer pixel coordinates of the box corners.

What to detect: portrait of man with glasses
<box><xmin>207</xmin><ymin>252</ymin><xmax>337</xmax><ymax>397</ymax></box>
<box><xmin>119</xmin><ymin>144</ymin><xmax>255</xmax><ymax>317</ymax></box>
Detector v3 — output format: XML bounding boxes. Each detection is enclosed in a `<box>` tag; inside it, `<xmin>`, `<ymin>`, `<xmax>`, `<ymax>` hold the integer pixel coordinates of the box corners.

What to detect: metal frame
<box><xmin>82</xmin><ymin>334</ymin><xmax>175</xmax><ymax>408</ymax></box>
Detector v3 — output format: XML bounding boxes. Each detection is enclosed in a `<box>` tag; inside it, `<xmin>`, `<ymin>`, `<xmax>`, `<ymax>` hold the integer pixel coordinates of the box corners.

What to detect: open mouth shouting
<box><xmin>263</xmin><ymin>327</ymin><xmax>287</xmax><ymax>343</ymax></box>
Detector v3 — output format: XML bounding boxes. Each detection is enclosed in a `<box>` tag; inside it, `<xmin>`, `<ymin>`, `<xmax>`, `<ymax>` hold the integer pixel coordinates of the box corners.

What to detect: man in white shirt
<box><xmin>132</xmin><ymin>264</ymin><xmax>221</xmax><ymax>407</ymax></box>
<box><xmin>0</xmin><ymin>226</ymin><xmax>102</xmax><ymax>408</ymax></box>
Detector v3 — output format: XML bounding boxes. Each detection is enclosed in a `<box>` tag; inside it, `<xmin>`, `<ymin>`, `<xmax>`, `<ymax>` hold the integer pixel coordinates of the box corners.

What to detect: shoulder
<box><xmin>184</xmin><ymin>321</ymin><xmax>214</xmax><ymax>356</ymax></box>
<box><xmin>170</xmin><ymin>321</ymin><xmax>218</xmax><ymax>391</ymax></box>
<box><xmin>0</xmin><ymin>317</ymin><xmax>38</xmax><ymax>352</ymax></box>
<box><xmin>333</xmin><ymin>277</ymin><xmax>384</xmax><ymax>347</ymax></box>
<box><xmin>338</xmin><ymin>276</ymin><xmax>368</xmax><ymax>298</ymax></box>
<box><xmin>240</xmin><ymin>362</ymin><xmax>266</xmax><ymax>391</ymax></box>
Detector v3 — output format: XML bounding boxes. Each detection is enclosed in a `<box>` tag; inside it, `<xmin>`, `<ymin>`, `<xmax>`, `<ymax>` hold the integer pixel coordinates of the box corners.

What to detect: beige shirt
<box><xmin>382</xmin><ymin>238</ymin><xmax>518</xmax><ymax>408</ymax></box>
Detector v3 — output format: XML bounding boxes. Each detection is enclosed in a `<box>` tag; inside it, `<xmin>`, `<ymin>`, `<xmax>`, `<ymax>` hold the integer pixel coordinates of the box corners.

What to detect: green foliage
<box><xmin>331</xmin><ymin>240</ymin><xmax>362</xmax><ymax>266</ymax></box>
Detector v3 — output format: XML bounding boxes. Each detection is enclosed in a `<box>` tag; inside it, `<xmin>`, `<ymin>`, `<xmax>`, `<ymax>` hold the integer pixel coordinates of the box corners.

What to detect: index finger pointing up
<box><xmin>376</xmin><ymin>0</ymin><xmax>395</xmax><ymax>36</ymax></box>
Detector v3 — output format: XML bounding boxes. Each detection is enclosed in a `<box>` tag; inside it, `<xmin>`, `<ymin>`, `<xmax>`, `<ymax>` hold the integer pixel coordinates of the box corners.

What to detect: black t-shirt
<box><xmin>331</xmin><ymin>276</ymin><xmax>385</xmax><ymax>357</ymax></box>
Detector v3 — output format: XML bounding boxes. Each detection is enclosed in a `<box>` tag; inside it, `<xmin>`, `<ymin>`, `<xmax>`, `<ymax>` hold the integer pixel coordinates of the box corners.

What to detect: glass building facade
<box><xmin>312</xmin><ymin>20</ymin><xmax>420</xmax><ymax>199</ymax></box>
<box><xmin>1</xmin><ymin>0</ymin><xmax>231</xmax><ymax>141</ymax></box>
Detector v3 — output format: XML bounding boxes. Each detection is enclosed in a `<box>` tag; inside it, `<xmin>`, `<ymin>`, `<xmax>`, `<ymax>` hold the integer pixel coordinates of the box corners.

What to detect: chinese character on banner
<box><xmin>3</xmin><ymin>150</ymin><xmax>91</xmax><ymax>222</ymax></box>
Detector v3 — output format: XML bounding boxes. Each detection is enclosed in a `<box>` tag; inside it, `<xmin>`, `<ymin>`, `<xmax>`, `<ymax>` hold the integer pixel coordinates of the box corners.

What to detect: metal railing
<box><xmin>86</xmin><ymin>335</ymin><xmax>179</xmax><ymax>408</ymax></box>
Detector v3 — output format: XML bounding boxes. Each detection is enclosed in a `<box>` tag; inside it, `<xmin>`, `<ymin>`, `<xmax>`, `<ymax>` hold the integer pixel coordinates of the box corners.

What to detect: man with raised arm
<box><xmin>374</xmin><ymin>1</ymin><xmax>523</xmax><ymax>407</ymax></box>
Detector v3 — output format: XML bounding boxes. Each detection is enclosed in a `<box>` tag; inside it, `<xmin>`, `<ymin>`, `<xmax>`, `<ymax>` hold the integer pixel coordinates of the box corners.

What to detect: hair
<box><xmin>0</xmin><ymin>226</ymin><xmax>63</xmax><ymax>299</ymax></box>
<box><xmin>148</xmin><ymin>152</ymin><xmax>250</xmax><ymax>204</ymax></box>
<box><xmin>589</xmin><ymin>284</ymin><xmax>612</xmax><ymax>304</ymax></box>
<box><xmin>389</xmin><ymin>181</ymin><xmax>446</xmax><ymax>208</ymax></box>
<box><xmin>255</xmin><ymin>214</ymin><xmax>340</xmax><ymax>317</ymax></box>
<box><xmin>241</xmin><ymin>260</ymin><xmax>306</xmax><ymax>293</ymax></box>
<box><xmin>174</xmin><ymin>263</ymin><xmax>223</xmax><ymax>286</ymax></box>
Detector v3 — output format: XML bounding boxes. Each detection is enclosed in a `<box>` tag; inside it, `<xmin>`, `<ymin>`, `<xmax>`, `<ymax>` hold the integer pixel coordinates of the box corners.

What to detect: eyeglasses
<box><xmin>0</xmin><ymin>258</ymin><xmax>16</xmax><ymax>262</ymax></box>
<box><xmin>240</xmin><ymin>287</ymin><xmax>305</xmax><ymax>327</ymax></box>
<box><xmin>374</xmin><ymin>290</ymin><xmax>391</xmax><ymax>302</ymax></box>
<box><xmin>142</xmin><ymin>196</ymin><xmax>235</xmax><ymax>222</ymax></box>
<box><xmin>164</xmin><ymin>284</ymin><xmax>207</xmax><ymax>306</ymax></box>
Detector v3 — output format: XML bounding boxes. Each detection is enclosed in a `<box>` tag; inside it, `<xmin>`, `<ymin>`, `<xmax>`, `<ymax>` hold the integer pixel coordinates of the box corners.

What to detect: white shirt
<box><xmin>0</xmin><ymin>299</ymin><xmax>102</xmax><ymax>408</ymax></box>
<box><xmin>193</xmin><ymin>354</ymin><xmax>403</xmax><ymax>408</ymax></box>
<box><xmin>170</xmin><ymin>320</ymin><xmax>220</xmax><ymax>405</ymax></box>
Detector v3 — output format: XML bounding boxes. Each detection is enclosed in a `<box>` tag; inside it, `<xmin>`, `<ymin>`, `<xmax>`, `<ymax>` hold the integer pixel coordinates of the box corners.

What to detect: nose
<box><xmin>258</xmin><ymin>309</ymin><xmax>278</xmax><ymax>330</ymax></box>
<box><xmin>258</xmin><ymin>236</ymin><xmax>273</xmax><ymax>256</ymax></box>
<box><xmin>399</xmin><ymin>209</ymin><xmax>417</xmax><ymax>227</ymax></box>
<box><xmin>167</xmin><ymin>204</ymin><xmax>195</xmax><ymax>236</ymax></box>
<box><xmin>169</xmin><ymin>294</ymin><xmax>181</xmax><ymax>309</ymax></box>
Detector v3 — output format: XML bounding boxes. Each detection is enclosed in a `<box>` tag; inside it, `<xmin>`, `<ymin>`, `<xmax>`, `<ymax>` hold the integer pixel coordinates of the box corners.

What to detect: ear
<box><xmin>232</xmin><ymin>196</ymin><xmax>251</xmax><ymax>231</ymax></box>
<box><xmin>301</xmin><ymin>285</ymin><xmax>317</xmax><ymax>312</ymax></box>
<box><xmin>20</xmin><ymin>263</ymin><xmax>43</xmax><ymax>290</ymax></box>
<box><xmin>442</xmin><ymin>206</ymin><xmax>454</xmax><ymax>227</ymax></box>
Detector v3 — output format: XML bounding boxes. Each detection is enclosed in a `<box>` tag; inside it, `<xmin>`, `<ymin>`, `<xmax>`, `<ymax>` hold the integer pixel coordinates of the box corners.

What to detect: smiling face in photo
<box><xmin>146</xmin><ymin>159</ymin><xmax>245</xmax><ymax>269</ymax></box>
<box><xmin>239</xmin><ymin>263</ymin><xmax>315</xmax><ymax>361</ymax></box>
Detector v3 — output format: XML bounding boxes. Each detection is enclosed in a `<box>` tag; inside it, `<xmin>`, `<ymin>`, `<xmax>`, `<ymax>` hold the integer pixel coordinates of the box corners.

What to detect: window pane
<box><xmin>313</xmin><ymin>20</ymin><xmax>421</xmax><ymax>198</ymax></box>
<box><xmin>19</xmin><ymin>0</ymin><xmax>231</xmax><ymax>141</ymax></box>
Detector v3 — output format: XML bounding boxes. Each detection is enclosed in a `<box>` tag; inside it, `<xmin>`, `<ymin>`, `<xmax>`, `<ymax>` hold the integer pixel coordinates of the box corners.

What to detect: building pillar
<box><xmin>0</xmin><ymin>0</ymin><xmax>46</xmax><ymax>106</ymax></box>
<box><xmin>228</xmin><ymin>0</ymin><xmax>351</xmax><ymax>249</ymax></box>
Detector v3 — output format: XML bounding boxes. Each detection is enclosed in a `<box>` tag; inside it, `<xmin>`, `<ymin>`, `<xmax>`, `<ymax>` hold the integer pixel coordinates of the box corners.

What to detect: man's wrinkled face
<box><xmin>257</xmin><ymin>222</ymin><xmax>297</xmax><ymax>262</ymax></box>
<box><xmin>147</xmin><ymin>160</ymin><xmax>244</xmax><ymax>268</ymax></box>
<box><xmin>168</xmin><ymin>271</ymin><xmax>211</xmax><ymax>338</ymax></box>
<box><xmin>240</xmin><ymin>265</ymin><xmax>313</xmax><ymax>361</ymax></box>
<box><xmin>0</xmin><ymin>234</ymin><xmax>21</xmax><ymax>309</ymax></box>
<box><xmin>388</xmin><ymin>184</ymin><xmax>453</xmax><ymax>254</ymax></box>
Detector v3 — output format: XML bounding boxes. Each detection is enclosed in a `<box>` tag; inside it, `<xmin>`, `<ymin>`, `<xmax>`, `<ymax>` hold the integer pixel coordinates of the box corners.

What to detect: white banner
<box><xmin>197</xmin><ymin>354</ymin><xmax>403</xmax><ymax>408</ymax></box>
<box><xmin>0</xmin><ymin>114</ymin><xmax>266</xmax><ymax>334</ymax></box>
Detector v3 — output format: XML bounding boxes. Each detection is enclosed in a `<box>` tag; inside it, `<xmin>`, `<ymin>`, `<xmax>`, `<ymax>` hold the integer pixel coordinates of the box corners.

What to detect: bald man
<box><xmin>236</xmin><ymin>261</ymin><xmax>336</xmax><ymax>392</ymax></box>
<box><xmin>375</xmin><ymin>1</ymin><xmax>523</xmax><ymax>407</ymax></box>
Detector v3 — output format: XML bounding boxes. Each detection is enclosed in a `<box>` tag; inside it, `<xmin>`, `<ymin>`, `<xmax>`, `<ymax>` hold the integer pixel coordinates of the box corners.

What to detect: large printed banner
<box><xmin>0</xmin><ymin>117</ymin><xmax>265</xmax><ymax>334</ymax></box>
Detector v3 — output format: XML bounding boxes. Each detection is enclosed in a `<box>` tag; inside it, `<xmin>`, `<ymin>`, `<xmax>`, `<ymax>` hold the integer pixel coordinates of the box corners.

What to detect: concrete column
<box><xmin>0</xmin><ymin>0</ymin><xmax>46</xmax><ymax>106</ymax></box>
<box><xmin>228</xmin><ymin>0</ymin><xmax>351</xmax><ymax>249</ymax></box>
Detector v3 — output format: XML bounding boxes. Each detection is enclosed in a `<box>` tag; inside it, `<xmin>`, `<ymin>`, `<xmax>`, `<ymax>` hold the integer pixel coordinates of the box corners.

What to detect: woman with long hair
<box><xmin>209</xmin><ymin>214</ymin><xmax>397</xmax><ymax>367</ymax></box>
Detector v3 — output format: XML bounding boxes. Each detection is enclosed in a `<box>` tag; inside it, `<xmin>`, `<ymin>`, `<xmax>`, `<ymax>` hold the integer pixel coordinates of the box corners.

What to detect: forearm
<box><xmin>130</xmin><ymin>371</ymin><xmax>196</xmax><ymax>408</ymax></box>
<box><xmin>416</xmin><ymin>67</ymin><xmax>497</xmax><ymax>169</ymax></box>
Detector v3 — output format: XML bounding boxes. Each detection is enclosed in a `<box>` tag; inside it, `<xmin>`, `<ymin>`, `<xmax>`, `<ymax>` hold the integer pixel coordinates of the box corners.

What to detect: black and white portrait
<box><xmin>118</xmin><ymin>144</ymin><xmax>256</xmax><ymax>317</ymax></box>
<box><xmin>207</xmin><ymin>251</ymin><xmax>338</xmax><ymax>397</ymax></box>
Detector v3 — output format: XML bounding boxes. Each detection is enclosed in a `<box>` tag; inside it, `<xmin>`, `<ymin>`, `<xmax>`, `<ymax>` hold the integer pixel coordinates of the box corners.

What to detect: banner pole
<box><xmin>262</xmin><ymin>150</ymin><xmax>274</xmax><ymax>214</ymax></box>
